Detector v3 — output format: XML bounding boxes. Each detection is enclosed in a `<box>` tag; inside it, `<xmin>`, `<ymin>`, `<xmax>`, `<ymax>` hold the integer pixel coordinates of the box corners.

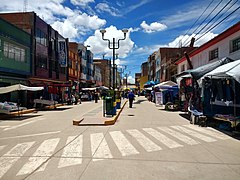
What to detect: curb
<box><xmin>104</xmin><ymin>100</ymin><xmax>128</xmax><ymax>125</ymax></box>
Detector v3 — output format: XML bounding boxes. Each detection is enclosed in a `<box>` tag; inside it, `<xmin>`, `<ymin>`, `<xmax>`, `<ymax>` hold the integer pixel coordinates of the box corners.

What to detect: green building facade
<box><xmin>0</xmin><ymin>17</ymin><xmax>31</xmax><ymax>103</ymax></box>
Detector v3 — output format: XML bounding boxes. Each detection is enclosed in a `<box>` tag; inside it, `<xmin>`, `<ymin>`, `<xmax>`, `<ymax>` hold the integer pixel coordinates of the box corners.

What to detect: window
<box><xmin>181</xmin><ymin>64</ymin><xmax>185</xmax><ymax>72</ymax></box>
<box><xmin>230</xmin><ymin>37</ymin><xmax>240</xmax><ymax>53</ymax></box>
<box><xmin>209</xmin><ymin>48</ymin><xmax>218</xmax><ymax>61</ymax></box>
<box><xmin>36</xmin><ymin>54</ymin><xmax>47</xmax><ymax>69</ymax></box>
<box><xmin>36</xmin><ymin>28</ymin><xmax>47</xmax><ymax>46</ymax></box>
<box><xmin>3</xmin><ymin>42</ymin><xmax>26</xmax><ymax>62</ymax></box>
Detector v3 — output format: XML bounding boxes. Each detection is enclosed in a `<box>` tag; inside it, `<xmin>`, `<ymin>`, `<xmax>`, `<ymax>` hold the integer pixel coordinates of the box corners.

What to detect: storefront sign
<box><xmin>58</xmin><ymin>41</ymin><xmax>67</xmax><ymax>67</ymax></box>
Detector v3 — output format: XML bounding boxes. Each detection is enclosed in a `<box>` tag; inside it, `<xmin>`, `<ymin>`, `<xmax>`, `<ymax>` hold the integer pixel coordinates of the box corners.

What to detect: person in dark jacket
<box><xmin>128</xmin><ymin>90</ymin><xmax>135</xmax><ymax>108</ymax></box>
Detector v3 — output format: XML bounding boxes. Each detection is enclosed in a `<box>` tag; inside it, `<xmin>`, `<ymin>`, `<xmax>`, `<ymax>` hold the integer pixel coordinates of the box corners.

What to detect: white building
<box><xmin>176</xmin><ymin>22</ymin><xmax>240</xmax><ymax>73</ymax></box>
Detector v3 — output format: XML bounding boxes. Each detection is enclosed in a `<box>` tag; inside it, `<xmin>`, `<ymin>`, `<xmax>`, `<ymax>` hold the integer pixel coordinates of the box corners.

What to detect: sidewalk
<box><xmin>74</xmin><ymin>99</ymin><xmax>128</xmax><ymax>126</ymax></box>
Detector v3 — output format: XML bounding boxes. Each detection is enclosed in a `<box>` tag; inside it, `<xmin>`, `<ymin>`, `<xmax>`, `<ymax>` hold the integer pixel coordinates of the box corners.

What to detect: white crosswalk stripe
<box><xmin>127</xmin><ymin>129</ymin><xmax>162</xmax><ymax>152</ymax></box>
<box><xmin>157</xmin><ymin>127</ymin><xmax>199</xmax><ymax>145</ymax></box>
<box><xmin>110</xmin><ymin>131</ymin><xmax>139</xmax><ymax>156</ymax></box>
<box><xmin>17</xmin><ymin>138</ymin><xmax>60</xmax><ymax>176</ymax></box>
<box><xmin>171</xmin><ymin>126</ymin><xmax>217</xmax><ymax>142</ymax></box>
<box><xmin>0</xmin><ymin>125</ymin><xmax>232</xmax><ymax>178</ymax></box>
<box><xmin>143</xmin><ymin>128</ymin><xmax>183</xmax><ymax>148</ymax></box>
<box><xmin>183</xmin><ymin>125</ymin><xmax>231</xmax><ymax>140</ymax></box>
<box><xmin>0</xmin><ymin>142</ymin><xmax>35</xmax><ymax>179</ymax></box>
<box><xmin>58</xmin><ymin>135</ymin><xmax>83</xmax><ymax>168</ymax></box>
<box><xmin>91</xmin><ymin>133</ymin><xmax>113</xmax><ymax>161</ymax></box>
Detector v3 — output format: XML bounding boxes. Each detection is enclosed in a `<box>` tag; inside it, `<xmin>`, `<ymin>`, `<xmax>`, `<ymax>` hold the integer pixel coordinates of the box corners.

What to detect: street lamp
<box><xmin>100</xmin><ymin>29</ymin><xmax>128</xmax><ymax>101</ymax></box>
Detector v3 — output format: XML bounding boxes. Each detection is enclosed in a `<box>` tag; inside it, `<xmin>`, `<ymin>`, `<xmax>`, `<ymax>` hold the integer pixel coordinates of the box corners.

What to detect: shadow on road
<box><xmin>134</xmin><ymin>99</ymin><xmax>146</xmax><ymax>104</ymax></box>
<box><xmin>179</xmin><ymin>113</ymin><xmax>190</xmax><ymax>121</ymax></box>
<box><xmin>39</xmin><ymin>107</ymin><xmax>72</xmax><ymax>111</ymax></box>
<box><xmin>0</xmin><ymin>114</ymin><xmax>42</xmax><ymax>121</ymax></box>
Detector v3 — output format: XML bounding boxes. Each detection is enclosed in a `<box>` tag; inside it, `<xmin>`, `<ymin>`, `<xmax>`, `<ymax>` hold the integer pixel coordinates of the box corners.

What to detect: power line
<box><xmin>194</xmin><ymin>5</ymin><xmax>240</xmax><ymax>43</ymax></box>
<box><xmin>182</xmin><ymin>0</ymin><xmax>224</xmax><ymax>46</ymax></box>
<box><xmin>180</xmin><ymin>0</ymin><xmax>215</xmax><ymax>45</ymax></box>
<box><xmin>183</xmin><ymin>0</ymin><xmax>238</xmax><ymax>47</ymax></box>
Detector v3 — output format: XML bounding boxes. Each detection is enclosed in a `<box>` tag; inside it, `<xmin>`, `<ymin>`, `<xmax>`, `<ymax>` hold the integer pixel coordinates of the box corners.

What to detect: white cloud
<box><xmin>52</xmin><ymin>20</ymin><xmax>78</xmax><ymax>39</ymax></box>
<box><xmin>95</xmin><ymin>3</ymin><xmax>120</xmax><ymax>16</ymax></box>
<box><xmin>140</xmin><ymin>21</ymin><xmax>167</xmax><ymax>33</ymax></box>
<box><xmin>127</xmin><ymin>76</ymin><xmax>135</xmax><ymax>84</ymax></box>
<box><xmin>129</xmin><ymin>27</ymin><xmax>141</xmax><ymax>32</ymax></box>
<box><xmin>0</xmin><ymin>0</ymin><xmax>106</xmax><ymax>41</ymax></box>
<box><xmin>168</xmin><ymin>32</ymin><xmax>218</xmax><ymax>47</ymax></box>
<box><xmin>70</xmin><ymin>0</ymin><xmax>95</xmax><ymax>7</ymax></box>
<box><xmin>52</xmin><ymin>12</ymin><xmax>106</xmax><ymax>40</ymax></box>
<box><xmin>124</xmin><ymin>0</ymin><xmax>152</xmax><ymax>14</ymax></box>
<box><xmin>84</xmin><ymin>26</ymin><xmax>134</xmax><ymax>58</ymax></box>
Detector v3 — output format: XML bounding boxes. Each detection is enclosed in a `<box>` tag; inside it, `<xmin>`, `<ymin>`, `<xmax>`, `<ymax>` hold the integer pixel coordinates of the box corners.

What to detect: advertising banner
<box><xmin>58</xmin><ymin>40</ymin><xmax>67</xmax><ymax>67</ymax></box>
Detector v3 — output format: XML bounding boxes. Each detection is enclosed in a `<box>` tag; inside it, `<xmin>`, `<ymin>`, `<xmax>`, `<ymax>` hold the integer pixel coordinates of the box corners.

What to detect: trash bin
<box><xmin>116</xmin><ymin>98</ymin><xmax>121</xmax><ymax>109</ymax></box>
<box><xmin>105</xmin><ymin>97</ymin><xmax>114</xmax><ymax>116</ymax></box>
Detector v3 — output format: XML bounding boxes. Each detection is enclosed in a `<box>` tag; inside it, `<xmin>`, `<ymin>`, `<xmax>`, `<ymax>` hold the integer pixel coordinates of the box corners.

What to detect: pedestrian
<box><xmin>128</xmin><ymin>90</ymin><xmax>135</xmax><ymax>108</ymax></box>
<box><xmin>94</xmin><ymin>90</ymin><xmax>98</xmax><ymax>103</ymax></box>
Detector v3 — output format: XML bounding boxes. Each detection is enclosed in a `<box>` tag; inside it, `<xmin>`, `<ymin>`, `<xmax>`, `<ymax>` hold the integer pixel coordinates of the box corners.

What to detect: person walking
<box><xmin>128</xmin><ymin>90</ymin><xmax>135</xmax><ymax>108</ymax></box>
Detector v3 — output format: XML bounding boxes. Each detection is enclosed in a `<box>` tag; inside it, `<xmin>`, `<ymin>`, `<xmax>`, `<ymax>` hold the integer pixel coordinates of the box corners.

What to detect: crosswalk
<box><xmin>0</xmin><ymin>125</ymin><xmax>231</xmax><ymax>179</ymax></box>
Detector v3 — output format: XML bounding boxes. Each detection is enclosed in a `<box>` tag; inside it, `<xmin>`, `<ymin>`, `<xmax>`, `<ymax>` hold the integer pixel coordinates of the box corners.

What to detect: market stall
<box><xmin>154</xmin><ymin>81</ymin><xmax>179</xmax><ymax>110</ymax></box>
<box><xmin>176</xmin><ymin>57</ymin><xmax>233</xmax><ymax>112</ymax></box>
<box><xmin>0</xmin><ymin>84</ymin><xmax>44</xmax><ymax>114</ymax></box>
<box><xmin>201</xmin><ymin>60</ymin><xmax>240</xmax><ymax>130</ymax></box>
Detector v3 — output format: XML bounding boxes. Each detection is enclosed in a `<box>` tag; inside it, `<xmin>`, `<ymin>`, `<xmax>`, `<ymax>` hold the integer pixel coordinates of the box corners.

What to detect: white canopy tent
<box><xmin>200</xmin><ymin>59</ymin><xmax>240</xmax><ymax>86</ymax></box>
<box><xmin>0</xmin><ymin>84</ymin><xmax>44</xmax><ymax>94</ymax></box>
<box><xmin>154</xmin><ymin>81</ymin><xmax>178</xmax><ymax>88</ymax></box>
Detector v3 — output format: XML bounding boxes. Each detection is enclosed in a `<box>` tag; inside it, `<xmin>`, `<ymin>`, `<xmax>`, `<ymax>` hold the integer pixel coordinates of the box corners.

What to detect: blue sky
<box><xmin>1</xmin><ymin>0</ymin><xmax>239</xmax><ymax>83</ymax></box>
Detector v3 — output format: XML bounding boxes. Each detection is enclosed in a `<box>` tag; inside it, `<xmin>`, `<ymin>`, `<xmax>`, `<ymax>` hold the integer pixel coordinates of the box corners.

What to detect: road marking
<box><xmin>110</xmin><ymin>131</ymin><xmax>139</xmax><ymax>156</ymax></box>
<box><xmin>91</xmin><ymin>133</ymin><xmax>113</xmax><ymax>161</ymax></box>
<box><xmin>127</xmin><ymin>129</ymin><xmax>162</xmax><ymax>152</ymax></box>
<box><xmin>0</xmin><ymin>142</ymin><xmax>35</xmax><ymax>179</ymax></box>
<box><xmin>171</xmin><ymin>126</ymin><xmax>217</xmax><ymax>142</ymax></box>
<box><xmin>3</xmin><ymin>118</ymin><xmax>44</xmax><ymax>131</ymax></box>
<box><xmin>157</xmin><ymin>127</ymin><xmax>199</xmax><ymax>145</ymax></box>
<box><xmin>0</xmin><ymin>131</ymin><xmax>61</xmax><ymax>140</ymax></box>
<box><xmin>0</xmin><ymin>126</ymin><xmax>10</xmax><ymax>128</ymax></box>
<box><xmin>17</xmin><ymin>138</ymin><xmax>60</xmax><ymax>175</ymax></box>
<box><xmin>58</xmin><ymin>135</ymin><xmax>83</xmax><ymax>168</ymax></box>
<box><xmin>143</xmin><ymin>128</ymin><xmax>183</xmax><ymax>148</ymax></box>
<box><xmin>183</xmin><ymin>125</ymin><xmax>231</xmax><ymax>140</ymax></box>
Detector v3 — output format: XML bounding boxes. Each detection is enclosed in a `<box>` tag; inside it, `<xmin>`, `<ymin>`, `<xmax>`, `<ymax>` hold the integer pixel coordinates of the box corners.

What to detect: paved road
<box><xmin>0</xmin><ymin>97</ymin><xmax>240</xmax><ymax>180</ymax></box>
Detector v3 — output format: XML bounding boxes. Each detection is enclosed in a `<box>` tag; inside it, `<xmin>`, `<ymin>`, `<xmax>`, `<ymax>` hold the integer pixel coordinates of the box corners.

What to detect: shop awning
<box><xmin>0</xmin><ymin>84</ymin><xmax>44</xmax><ymax>94</ymax></box>
<box><xmin>203</xmin><ymin>59</ymin><xmax>240</xmax><ymax>83</ymax></box>
<box><xmin>176</xmin><ymin>57</ymin><xmax>233</xmax><ymax>84</ymax></box>
<box><xmin>154</xmin><ymin>81</ymin><xmax>178</xmax><ymax>88</ymax></box>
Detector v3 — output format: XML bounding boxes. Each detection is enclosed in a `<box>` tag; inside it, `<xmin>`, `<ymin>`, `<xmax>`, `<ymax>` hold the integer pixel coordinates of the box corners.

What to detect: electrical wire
<box><xmin>180</xmin><ymin>0</ymin><xmax>215</xmax><ymax>46</ymax></box>
<box><xmin>194</xmin><ymin>5</ymin><xmax>240</xmax><ymax>43</ymax></box>
<box><xmin>182</xmin><ymin>0</ymin><xmax>224</xmax><ymax>46</ymax></box>
<box><xmin>183</xmin><ymin>0</ymin><xmax>236</xmax><ymax>46</ymax></box>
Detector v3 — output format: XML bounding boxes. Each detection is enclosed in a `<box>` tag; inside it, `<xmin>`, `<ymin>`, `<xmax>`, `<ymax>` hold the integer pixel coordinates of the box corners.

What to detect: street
<box><xmin>0</xmin><ymin>96</ymin><xmax>240</xmax><ymax>180</ymax></box>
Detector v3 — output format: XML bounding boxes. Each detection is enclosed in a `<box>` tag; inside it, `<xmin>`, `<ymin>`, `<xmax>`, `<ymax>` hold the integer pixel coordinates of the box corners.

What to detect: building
<box><xmin>77</xmin><ymin>44</ymin><xmax>95</xmax><ymax>88</ymax></box>
<box><xmin>135</xmin><ymin>73</ymin><xmax>141</xmax><ymax>90</ymax></box>
<box><xmin>159</xmin><ymin>47</ymin><xmax>196</xmax><ymax>82</ymax></box>
<box><xmin>93</xmin><ymin>59</ymin><xmax>111</xmax><ymax>88</ymax></box>
<box><xmin>176</xmin><ymin>22</ymin><xmax>240</xmax><ymax>74</ymax></box>
<box><xmin>148</xmin><ymin>51</ymin><xmax>157</xmax><ymax>82</ymax></box>
<box><xmin>140</xmin><ymin>62</ymin><xmax>148</xmax><ymax>90</ymax></box>
<box><xmin>68</xmin><ymin>42</ymin><xmax>81</xmax><ymax>93</ymax></box>
<box><xmin>93</xmin><ymin>64</ymin><xmax>102</xmax><ymax>86</ymax></box>
<box><xmin>86</xmin><ymin>49</ymin><xmax>95</xmax><ymax>86</ymax></box>
<box><xmin>0</xmin><ymin>12</ymin><xmax>69</xmax><ymax>105</ymax></box>
<box><xmin>0</xmin><ymin>17</ymin><xmax>31</xmax><ymax>105</ymax></box>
